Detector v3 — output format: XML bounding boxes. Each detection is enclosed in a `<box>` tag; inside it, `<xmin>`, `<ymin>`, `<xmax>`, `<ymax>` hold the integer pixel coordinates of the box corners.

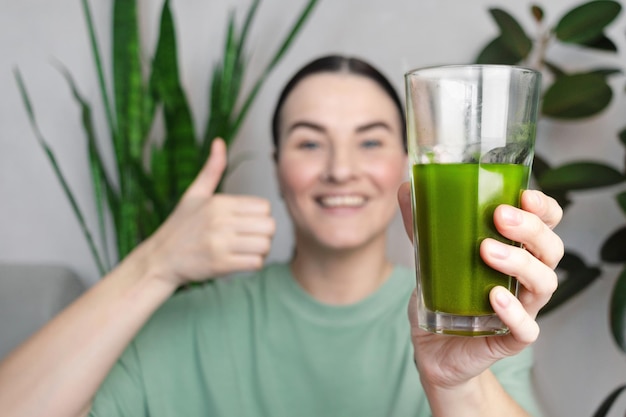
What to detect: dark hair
<box><xmin>271</xmin><ymin>55</ymin><xmax>407</xmax><ymax>154</ymax></box>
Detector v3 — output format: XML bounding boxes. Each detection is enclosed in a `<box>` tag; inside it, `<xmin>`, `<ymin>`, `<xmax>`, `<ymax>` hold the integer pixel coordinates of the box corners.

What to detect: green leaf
<box><xmin>618</xmin><ymin>127</ymin><xmax>626</xmax><ymax>147</ymax></box>
<box><xmin>616</xmin><ymin>191</ymin><xmax>626</xmax><ymax>215</ymax></box>
<box><xmin>54</xmin><ymin>60</ymin><xmax>117</xmax><ymax>270</ymax></box>
<box><xmin>579</xmin><ymin>33</ymin><xmax>618</xmax><ymax>52</ymax></box>
<box><xmin>113</xmin><ymin>0</ymin><xmax>146</xmax><ymax>258</ymax></box>
<box><xmin>539</xmin><ymin>251</ymin><xmax>601</xmax><ymax>316</ymax></box>
<box><xmin>588</xmin><ymin>67</ymin><xmax>622</xmax><ymax>77</ymax></box>
<box><xmin>488</xmin><ymin>8</ymin><xmax>532</xmax><ymax>60</ymax></box>
<box><xmin>531</xmin><ymin>154</ymin><xmax>572</xmax><ymax>209</ymax></box>
<box><xmin>610</xmin><ymin>267</ymin><xmax>626</xmax><ymax>354</ymax></box>
<box><xmin>531</xmin><ymin>4</ymin><xmax>544</xmax><ymax>22</ymax></box>
<box><xmin>542</xmin><ymin>60</ymin><xmax>566</xmax><ymax>78</ymax></box>
<box><xmin>80</xmin><ymin>0</ymin><xmax>118</xmax><ymax>144</ymax></box>
<box><xmin>592</xmin><ymin>384</ymin><xmax>626</xmax><ymax>417</ymax></box>
<box><xmin>476</xmin><ymin>37</ymin><xmax>523</xmax><ymax>65</ymax></box>
<box><xmin>232</xmin><ymin>0</ymin><xmax>320</xmax><ymax>136</ymax></box>
<box><xmin>555</xmin><ymin>0</ymin><xmax>621</xmax><ymax>44</ymax></box>
<box><xmin>150</xmin><ymin>0</ymin><xmax>198</xmax><ymax>203</ymax></box>
<box><xmin>601</xmin><ymin>226</ymin><xmax>626</xmax><ymax>263</ymax></box>
<box><xmin>14</xmin><ymin>68</ymin><xmax>107</xmax><ymax>275</ymax></box>
<box><xmin>542</xmin><ymin>73</ymin><xmax>613</xmax><ymax>119</ymax></box>
<box><xmin>538</xmin><ymin>161</ymin><xmax>625</xmax><ymax>191</ymax></box>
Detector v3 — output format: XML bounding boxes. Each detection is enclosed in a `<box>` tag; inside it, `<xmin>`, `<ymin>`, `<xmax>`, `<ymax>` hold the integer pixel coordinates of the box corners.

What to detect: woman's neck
<box><xmin>289</xmin><ymin>236</ymin><xmax>393</xmax><ymax>305</ymax></box>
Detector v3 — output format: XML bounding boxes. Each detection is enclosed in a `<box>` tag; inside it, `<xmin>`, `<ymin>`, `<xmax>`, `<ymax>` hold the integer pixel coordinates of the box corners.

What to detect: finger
<box><xmin>183</xmin><ymin>138</ymin><xmax>227</xmax><ymax>200</ymax></box>
<box><xmin>489</xmin><ymin>286</ymin><xmax>540</xmax><ymax>352</ymax></box>
<box><xmin>480</xmin><ymin>238</ymin><xmax>557</xmax><ymax>317</ymax></box>
<box><xmin>397</xmin><ymin>182</ymin><xmax>414</xmax><ymax>242</ymax></box>
<box><xmin>232</xmin><ymin>216</ymin><xmax>276</xmax><ymax>236</ymax></box>
<box><xmin>493</xmin><ymin>205</ymin><xmax>564</xmax><ymax>269</ymax></box>
<box><xmin>520</xmin><ymin>190</ymin><xmax>563</xmax><ymax>230</ymax></box>
<box><xmin>230</xmin><ymin>235</ymin><xmax>273</xmax><ymax>256</ymax></box>
<box><xmin>232</xmin><ymin>197</ymin><xmax>272</xmax><ymax>216</ymax></box>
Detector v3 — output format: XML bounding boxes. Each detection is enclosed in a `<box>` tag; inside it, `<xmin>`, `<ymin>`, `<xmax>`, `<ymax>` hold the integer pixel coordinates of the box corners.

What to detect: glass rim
<box><xmin>404</xmin><ymin>63</ymin><xmax>540</xmax><ymax>79</ymax></box>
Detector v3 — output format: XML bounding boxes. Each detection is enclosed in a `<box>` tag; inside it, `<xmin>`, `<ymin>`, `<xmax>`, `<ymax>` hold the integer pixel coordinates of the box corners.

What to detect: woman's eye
<box><xmin>297</xmin><ymin>140</ymin><xmax>320</xmax><ymax>150</ymax></box>
<box><xmin>361</xmin><ymin>139</ymin><xmax>382</xmax><ymax>148</ymax></box>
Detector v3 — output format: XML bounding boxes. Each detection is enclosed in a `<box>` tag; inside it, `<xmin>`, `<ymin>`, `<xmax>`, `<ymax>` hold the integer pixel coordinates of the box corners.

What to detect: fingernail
<box><xmin>488</xmin><ymin>241</ymin><xmax>510</xmax><ymax>259</ymax></box>
<box><xmin>501</xmin><ymin>206</ymin><xmax>522</xmax><ymax>226</ymax></box>
<box><xmin>495</xmin><ymin>288</ymin><xmax>512</xmax><ymax>308</ymax></box>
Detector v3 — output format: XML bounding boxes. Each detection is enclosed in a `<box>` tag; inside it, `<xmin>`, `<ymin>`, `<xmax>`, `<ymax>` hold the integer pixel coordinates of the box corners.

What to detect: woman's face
<box><xmin>276</xmin><ymin>72</ymin><xmax>407</xmax><ymax>252</ymax></box>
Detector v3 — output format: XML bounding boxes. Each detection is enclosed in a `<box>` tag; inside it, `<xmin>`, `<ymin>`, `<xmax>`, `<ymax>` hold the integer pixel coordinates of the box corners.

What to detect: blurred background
<box><xmin>1</xmin><ymin>0</ymin><xmax>626</xmax><ymax>415</ymax></box>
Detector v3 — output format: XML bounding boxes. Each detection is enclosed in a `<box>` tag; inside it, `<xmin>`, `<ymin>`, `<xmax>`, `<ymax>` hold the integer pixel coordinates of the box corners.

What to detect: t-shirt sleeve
<box><xmin>490</xmin><ymin>347</ymin><xmax>543</xmax><ymax>417</ymax></box>
<box><xmin>89</xmin><ymin>341</ymin><xmax>148</xmax><ymax>417</ymax></box>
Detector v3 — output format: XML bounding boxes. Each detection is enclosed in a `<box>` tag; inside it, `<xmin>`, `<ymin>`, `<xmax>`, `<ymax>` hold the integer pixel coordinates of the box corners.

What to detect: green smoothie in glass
<box><xmin>411</xmin><ymin>162</ymin><xmax>529</xmax><ymax>316</ymax></box>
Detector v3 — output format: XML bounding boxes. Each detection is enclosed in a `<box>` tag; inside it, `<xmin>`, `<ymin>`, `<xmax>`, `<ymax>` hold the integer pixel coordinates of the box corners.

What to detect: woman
<box><xmin>0</xmin><ymin>56</ymin><xmax>563</xmax><ymax>417</ymax></box>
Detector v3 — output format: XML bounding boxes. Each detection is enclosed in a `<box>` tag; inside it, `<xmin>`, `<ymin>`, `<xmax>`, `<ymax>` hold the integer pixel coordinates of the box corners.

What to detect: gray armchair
<box><xmin>0</xmin><ymin>264</ymin><xmax>86</xmax><ymax>360</ymax></box>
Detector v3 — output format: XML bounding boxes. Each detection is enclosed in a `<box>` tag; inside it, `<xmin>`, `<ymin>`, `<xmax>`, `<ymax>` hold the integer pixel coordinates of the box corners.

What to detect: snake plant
<box><xmin>15</xmin><ymin>0</ymin><xmax>319</xmax><ymax>276</ymax></box>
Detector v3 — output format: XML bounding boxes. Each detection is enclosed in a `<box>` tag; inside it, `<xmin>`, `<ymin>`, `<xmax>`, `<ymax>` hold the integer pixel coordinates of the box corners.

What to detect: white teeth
<box><xmin>320</xmin><ymin>195</ymin><xmax>366</xmax><ymax>208</ymax></box>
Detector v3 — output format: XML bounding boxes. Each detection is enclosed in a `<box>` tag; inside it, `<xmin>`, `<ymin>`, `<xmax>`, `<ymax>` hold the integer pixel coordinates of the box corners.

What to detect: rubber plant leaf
<box><xmin>618</xmin><ymin>127</ymin><xmax>626</xmax><ymax>147</ymax></box>
<box><xmin>538</xmin><ymin>161</ymin><xmax>624</xmax><ymax>191</ymax></box>
<box><xmin>476</xmin><ymin>36</ymin><xmax>523</xmax><ymax>65</ymax></box>
<box><xmin>489</xmin><ymin>8</ymin><xmax>532</xmax><ymax>60</ymax></box>
<box><xmin>531</xmin><ymin>4</ymin><xmax>544</xmax><ymax>23</ymax></box>
<box><xmin>601</xmin><ymin>226</ymin><xmax>626</xmax><ymax>263</ymax></box>
<box><xmin>592</xmin><ymin>384</ymin><xmax>626</xmax><ymax>417</ymax></box>
<box><xmin>542</xmin><ymin>73</ymin><xmax>613</xmax><ymax>119</ymax></box>
<box><xmin>555</xmin><ymin>0</ymin><xmax>621</xmax><ymax>45</ymax></box>
<box><xmin>539</xmin><ymin>251</ymin><xmax>601</xmax><ymax>316</ymax></box>
<box><xmin>578</xmin><ymin>33</ymin><xmax>618</xmax><ymax>52</ymax></box>
<box><xmin>14</xmin><ymin>68</ymin><xmax>107</xmax><ymax>275</ymax></box>
<box><xmin>150</xmin><ymin>0</ymin><xmax>197</xmax><ymax>212</ymax></box>
<box><xmin>532</xmin><ymin>154</ymin><xmax>572</xmax><ymax>210</ymax></box>
<box><xmin>610</xmin><ymin>267</ymin><xmax>626</xmax><ymax>353</ymax></box>
<box><xmin>616</xmin><ymin>190</ymin><xmax>626</xmax><ymax>215</ymax></box>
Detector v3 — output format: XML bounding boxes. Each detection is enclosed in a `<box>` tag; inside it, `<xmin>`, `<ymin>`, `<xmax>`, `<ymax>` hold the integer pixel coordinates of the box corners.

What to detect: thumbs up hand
<box><xmin>138</xmin><ymin>138</ymin><xmax>276</xmax><ymax>287</ymax></box>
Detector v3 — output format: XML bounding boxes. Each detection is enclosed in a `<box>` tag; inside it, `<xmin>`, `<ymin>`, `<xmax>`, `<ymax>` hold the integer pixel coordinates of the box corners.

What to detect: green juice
<box><xmin>411</xmin><ymin>163</ymin><xmax>529</xmax><ymax>316</ymax></box>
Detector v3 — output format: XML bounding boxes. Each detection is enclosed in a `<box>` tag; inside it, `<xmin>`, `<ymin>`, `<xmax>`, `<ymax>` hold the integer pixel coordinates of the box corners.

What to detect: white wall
<box><xmin>2</xmin><ymin>0</ymin><xmax>626</xmax><ymax>415</ymax></box>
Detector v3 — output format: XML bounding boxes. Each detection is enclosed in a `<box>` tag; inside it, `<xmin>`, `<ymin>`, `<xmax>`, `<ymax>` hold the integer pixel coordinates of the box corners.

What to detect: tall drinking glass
<box><xmin>405</xmin><ymin>65</ymin><xmax>541</xmax><ymax>336</ymax></box>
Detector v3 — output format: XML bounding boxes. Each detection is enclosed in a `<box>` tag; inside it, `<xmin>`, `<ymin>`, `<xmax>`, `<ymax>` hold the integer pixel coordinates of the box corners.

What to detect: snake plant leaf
<box><xmin>488</xmin><ymin>8</ymin><xmax>532</xmax><ymax>60</ymax></box>
<box><xmin>54</xmin><ymin>61</ymin><xmax>118</xmax><ymax>270</ymax></box>
<box><xmin>232</xmin><ymin>0</ymin><xmax>320</xmax><ymax>136</ymax></box>
<box><xmin>476</xmin><ymin>36</ymin><xmax>523</xmax><ymax>65</ymax></box>
<box><xmin>542</xmin><ymin>73</ymin><xmax>613</xmax><ymax>119</ymax></box>
<box><xmin>14</xmin><ymin>68</ymin><xmax>107</xmax><ymax>275</ymax></box>
<box><xmin>592</xmin><ymin>384</ymin><xmax>626</xmax><ymax>417</ymax></box>
<box><xmin>616</xmin><ymin>191</ymin><xmax>626</xmax><ymax>215</ymax></box>
<box><xmin>80</xmin><ymin>0</ymin><xmax>118</xmax><ymax>142</ymax></box>
<box><xmin>610</xmin><ymin>267</ymin><xmax>626</xmax><ymax>354</ymax></box>
<box><xmin>150</xmin><ymin>0</ymin><xmax>198</xmax><ymax>204</ymax></box>
<box><xmin>531</xmin><ymin>4</ymin><xmax>544</xmax><ymax>23</ymax></box>
<box><xmin>555</xmin><ymin>0</ymin><xmax>621</xmax><ymax>45</ymax></box>
<box><xmin>601</xmin><ymin>226</ymin><xmax>626</xmax><ymax>263</ymax></box>
<box><xmin>113</xmin><ymin>0</ymin><xmax>146</xmax><ymax>257</ymax></box>
<box><xmin>539</xmin><ymin>251</ymin><xmax>601</xmax><ymax>316</ymax></box>
<box><xmin>538</xmin><ymin>161</ymin><xmax>625</xmax><ymax>191</ymax></box>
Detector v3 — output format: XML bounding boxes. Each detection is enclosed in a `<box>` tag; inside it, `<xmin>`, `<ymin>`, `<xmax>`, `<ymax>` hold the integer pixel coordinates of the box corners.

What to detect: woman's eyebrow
<box><xmin>286</xmin><ymin>120</ymin><xmax>326</xmax><ymax>135</ymax></box>
<box><xmin>356</xmin><ymin>121</ymin><xmax>392</xmax><ymax>133</ymax></box>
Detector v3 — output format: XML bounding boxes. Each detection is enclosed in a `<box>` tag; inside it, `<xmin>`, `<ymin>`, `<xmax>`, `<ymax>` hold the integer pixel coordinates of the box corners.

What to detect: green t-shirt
<box><xmin>90</xmin><ymin>263</ymin><xmax>541</xmax><ymax>416</ymax></box>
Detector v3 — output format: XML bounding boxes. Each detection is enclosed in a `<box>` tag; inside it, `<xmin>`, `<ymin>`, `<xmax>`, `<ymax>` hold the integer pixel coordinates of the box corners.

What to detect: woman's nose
<box><xmin>323</xmin><ymin>146</ymin><xmax>358</xmax><ymax>183</ymax></box>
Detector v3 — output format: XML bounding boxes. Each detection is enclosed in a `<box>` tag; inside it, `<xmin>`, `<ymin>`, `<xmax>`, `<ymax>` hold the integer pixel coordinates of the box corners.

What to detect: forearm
<box><xmin>0</xmin><ymin>243</ymin><xmax>177</xmax><ymax>417</ymax></box>
<box><xmin>424</xmin><ymin>370</ymin><xmax>531</xmax><ymax>417</ymax></box>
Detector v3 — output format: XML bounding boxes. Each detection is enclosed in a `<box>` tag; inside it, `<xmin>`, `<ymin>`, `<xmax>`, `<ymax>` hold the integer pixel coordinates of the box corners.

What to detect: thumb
<box><xmin>184</xmin><ymin>138</ymin><xmax>227</xmax><ymax>200</ymax></box>
<box><xmin>397</xmin><ymin>182</ymin><xmax>414</xmax><ymax>242</ymax></box>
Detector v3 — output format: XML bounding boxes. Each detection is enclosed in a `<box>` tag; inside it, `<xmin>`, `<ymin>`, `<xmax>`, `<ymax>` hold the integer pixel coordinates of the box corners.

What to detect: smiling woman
<box><xmin>0</xmin><ymin>55</ymin><xmax>563</xmax><ymax>417</ymax></box>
